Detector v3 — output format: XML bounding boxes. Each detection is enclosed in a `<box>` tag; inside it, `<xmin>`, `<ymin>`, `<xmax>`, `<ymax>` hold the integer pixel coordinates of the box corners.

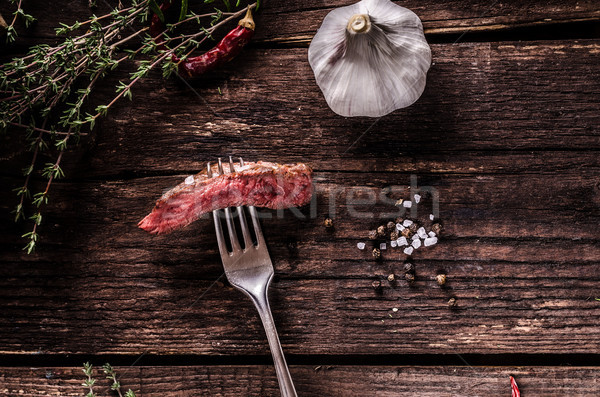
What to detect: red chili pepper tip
<box><xmin>510</xmin><ymin>376</ymin><xmax>521</xmax><ymax>397</ymax></box>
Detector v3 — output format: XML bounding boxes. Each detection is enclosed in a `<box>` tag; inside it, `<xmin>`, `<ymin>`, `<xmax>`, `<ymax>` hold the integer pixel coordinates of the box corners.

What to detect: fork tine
<box><xmin>237</xmin><ymin>207</ymin><xmax>254</xmax><ymax>249</ymax></box>
<box><xmin>208</xmin><ymin>161</ymin><xmax>229</xmax><ymax>259</ymax></box>
<box><xmin>213</xmin><ymin>209</ymin><xmax>231</xmax><ymax>257</ymax></box>
<box><xmin>223</xmin><ymin>209</ymin><xmax>241</xmax><ymax>252</ymax></box>
<box><xmin>218</xmin><ymin>158</ymin><xmax>241</xmax><ymax>253</ymax></box>
<box><xmin>238</xmin><ymin>156</ymin><xmax>266</xmax><ymax>247</ymax></box>
<box><xmin>229</xmin><ymin>157</ymin><xmax>254</xmax><ymax>249</ymax></box>
<box><xmin>248</xmin><ymin>206</ymin><xmax>266</xmax><ymax>247</ymax></box>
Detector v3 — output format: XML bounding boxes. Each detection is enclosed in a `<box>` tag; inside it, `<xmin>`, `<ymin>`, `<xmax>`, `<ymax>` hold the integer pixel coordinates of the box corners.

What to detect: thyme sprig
<box><xmin>82</xmin><ymin>362</ymin><xmax>97</xmax><ymax>397</ymax></box>
<box><xmin>1</xmin><ymin>0</ymin><xmax>257</xmax><ymax>253</ymax></box>
<box><xmin>82</xmin><ymin>362</ymin><xmax>136</xmax><ymax>397</ymax></box>
<box><xmin>3</xmin><ymin>0</ymin><xmax>36</xmax><ymax>43</ymax></box>
<box><xmin>103</xmin><ymin>363</ymin><xmax>136</xmax><ymax>397</ymax></box>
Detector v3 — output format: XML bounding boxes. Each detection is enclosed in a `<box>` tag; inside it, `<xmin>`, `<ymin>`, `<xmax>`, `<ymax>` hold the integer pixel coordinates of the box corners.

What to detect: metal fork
<box><xmin>208</xmin><ymin>157</ymin><xmax>298</xmax><ymax>397</ymax></box>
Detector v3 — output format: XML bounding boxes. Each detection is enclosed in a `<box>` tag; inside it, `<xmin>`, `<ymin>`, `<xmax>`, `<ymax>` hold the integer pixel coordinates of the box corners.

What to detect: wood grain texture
<box><xmin>0</xmin><ymin>0</ymin><xmax>599</xmax><ymax>374</ymax></box>
<box><xmin>2</xmin><ymin>42</ymin><xmax>599</xmax><ymax>179</ymax></box>
<box><xmin>1</xmin><ymin>0</ymin><xmax>599</xmax><ymax>44</ymax></box>
<box><xmin>0</xmin><ymin>165</ymin><xmax>598</xmax><ymax>357</ymax></box>
<box><xmin>1</xmin><ymin>268</ymin><xmax>599</xmax><ymax>355</ymax></box>
<box><xmin>2</xmin><ymin>169</ymin><xmax>600</xmax><ymax>255</ymax></box>
<box><xmin>255</xmin><ymin>0</ymin><xmax>600</xmax><ymax>44</ymax></box>
<box><xmin>2</xmin><ymin>366</ymin><xmax>600</xmax><ymax>396</ymax></box>
<box><xmin>0</xmin><ymin>37</ymin><xmax>599</xmax><ymax>356</ymax></box>
<box><xmin>89</xmin><ymin>42</ymin><xmax>599</xmax><ymax>173</ymax></box>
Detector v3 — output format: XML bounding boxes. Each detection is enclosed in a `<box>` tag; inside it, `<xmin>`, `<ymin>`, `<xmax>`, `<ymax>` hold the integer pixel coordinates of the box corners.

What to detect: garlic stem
<box><xmin>347</xmin><ymin>14</ymin><xmax>371</xmax><ymax>34</ymax></box>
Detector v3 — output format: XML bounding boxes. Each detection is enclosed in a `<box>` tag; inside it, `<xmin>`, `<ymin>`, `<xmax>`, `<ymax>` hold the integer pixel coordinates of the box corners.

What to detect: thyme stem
<box><xmin>8</xmin><ymin>0</ymin><xmax>23</xmax><ymax>28</ymax></box>
<box><xmin>2</xmin><ymin>0</ymin><xmax>259</xmax><ymax>253</ymax></box>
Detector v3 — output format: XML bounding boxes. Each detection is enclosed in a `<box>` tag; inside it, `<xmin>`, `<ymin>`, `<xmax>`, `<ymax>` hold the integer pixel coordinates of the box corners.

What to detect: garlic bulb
<box><xmin>308</xmin><ymin>0</ymin><xmax>431</xmax><ymax>117</ymax></box>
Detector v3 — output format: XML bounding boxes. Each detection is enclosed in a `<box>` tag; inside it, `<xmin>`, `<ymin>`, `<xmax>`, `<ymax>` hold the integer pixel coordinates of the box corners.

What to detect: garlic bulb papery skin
<box><xmin>308</xmin><ymin>0</ymin><xmax>432</xmax><ymax>117</ymax></box>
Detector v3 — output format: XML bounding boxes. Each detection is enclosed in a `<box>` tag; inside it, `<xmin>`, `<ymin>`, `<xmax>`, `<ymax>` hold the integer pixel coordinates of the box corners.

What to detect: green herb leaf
<box><xmin>179</xmin><ymin>0</ymin><xmax>189</xmax><ymax>22</ymax></box>
<box><xmin>13</xmin><ymin>203</ymin><xmax>24</xmax><ymax>222</ymax></box>
<box><xmin>148</xmin><ymin>0</ymin><xmax>164</xmax><ymax>23</ymax></box>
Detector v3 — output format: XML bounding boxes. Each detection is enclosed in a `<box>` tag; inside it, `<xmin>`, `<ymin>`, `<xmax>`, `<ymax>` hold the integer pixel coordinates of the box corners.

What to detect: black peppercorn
<box><xmin>448</xmin><ymin>297</ymin><xmax>457</xmax><ymax>307</ymax></box>
<box><xmin>395</xmin><ymin>217</ymin><xmax>403</xmax><ymax>224</ymax></box>
<box><xmin>377</xmin><ymin>225</ymin><xmax>386</xmax><ymax>237</ymax></box>
<box><xmin>403</xmin><ymin>262</ymin><xmax>415</xmax><ymax>273</ymax></box>
<box><xmin>390</xmin><ymin>230</ymin><xmax>399</xmax><ymax>241</ymax></box>
<box><xmin>405</xmin><ymin>272</ymin><xmax>415</xmax><ymax>284</ymax></box>
<box><xmin>409</xmin><ymin>222</ymin><xmax>418</xmax><ymax>233</ymax></box>
<box><xmin>401</xmin><ymin>228</ymin><xmax>412</xmax><ymax>238</ymax></box>
<box><xmin>386</xmin><ymin>221</ymin><xmax>395</xmax><ymax>231</ymax></box>
<box><xmin>432</xmin><ymin>223</ymin><xmax>443</xmax><ymax>235</ymax></box>
<box><xmin>371</xmin><ymin>280</ymin><xmax>382</xmax><ymax>290</ymax></box>
<box><xmin>387</xmin><ymin>273</ymin><xmax>395</xmax><ymax>282</ymax></box>
<box><xmin>324</xmin><ymin>218</ymin><xmax>333</xmax><ymax>228</ymax></box>
<box><xmin>368</xmin><ymin>230</ymin><xmax>378</xmax><ymax>240</ymax></box>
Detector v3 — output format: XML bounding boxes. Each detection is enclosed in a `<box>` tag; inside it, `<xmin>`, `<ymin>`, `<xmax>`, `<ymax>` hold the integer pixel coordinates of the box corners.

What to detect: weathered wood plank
<box><xmin>0</xmin><ymin>0</ymin><xmax>599</xmax><ymax>362</ymax></box>
<box><xmin>2</xmin><ymin>41</ymin><xmax>598</xmax><ymax>180</ymax></box>
<box><xmin>1</xmin><ymin>168</ymin><xmax>599</xmax><ymax>258</ymax></box>
<box><xmin>1</xmin><ymin>366</ymin><xmax>600</xmax><ymax>396</ymax></box>
<box><xmin>0</xmin><ymin>230</ymin><xmax>598</xmax><ymax>356</ymax></box>
<box><xmin>255</xmin><ymin>1</ymin><xmax>600</xmax><ymax>44</ymax></box>
<box><xmin>13</xmin><ymin>41</ymin><xmax>590</xmax><ymax>179</ymax></box>
<box><xmin>1</xmin><ymin>0</ymin><xmax>599</xmax><ymax>43</ymax></box>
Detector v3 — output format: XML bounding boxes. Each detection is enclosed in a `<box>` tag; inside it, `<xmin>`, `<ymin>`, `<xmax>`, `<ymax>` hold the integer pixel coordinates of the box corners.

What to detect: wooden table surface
<box><xmin>1</xmin><ymin>1</ymin><xmax>599</xmax><ymax>396</ymax></box>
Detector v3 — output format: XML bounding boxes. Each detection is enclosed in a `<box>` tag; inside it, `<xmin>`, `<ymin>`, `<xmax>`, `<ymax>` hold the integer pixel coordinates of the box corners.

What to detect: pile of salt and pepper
<box><xmin>355</xmin><ymin>193</ymin><xmax>441</xmax><ymax>257</ymax></box>
<box><xmin>347</xmin><ymin>191</ymin><xmax>456</xmax><ymax>306</ymax></box>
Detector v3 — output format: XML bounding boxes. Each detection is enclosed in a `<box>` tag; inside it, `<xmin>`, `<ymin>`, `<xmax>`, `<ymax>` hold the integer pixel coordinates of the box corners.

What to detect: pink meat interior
<box><xmin>139</xmin><ymin>162</ymin><xmax>313</xmax><ymax>234</ymax></box>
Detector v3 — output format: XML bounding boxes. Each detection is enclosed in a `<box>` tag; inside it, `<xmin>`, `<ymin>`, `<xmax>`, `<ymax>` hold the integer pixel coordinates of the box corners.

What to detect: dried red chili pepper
<box><xmin>510</xmin><ymin>376</ymin><xmax>521</xmax><ymax>397</ymax></box>
<box><xmin>150</xmin><ymin>2</ymin><xmax>256</xmax><ymax>77</ymax></box>
<box><xmin>173</xmin><ymin>8</ymin><xmax>255</xmax><ymax>77</ymax></box>
<box><xmin>149</xmin><ymin>0</ymin><xmax>173</xmax><ymax>51</ymax></box>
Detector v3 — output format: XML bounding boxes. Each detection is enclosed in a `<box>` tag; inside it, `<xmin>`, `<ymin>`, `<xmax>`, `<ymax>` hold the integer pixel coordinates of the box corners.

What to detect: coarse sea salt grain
<box><xmin>412</xmin><ymin>239</ymin><xmax>422</xmax><ymax>249</ymax></box>
<box><xmin>412</xmin><ymin>233</ymin><xmax>420</xmax><ymax>240</ymax></box>
<box><xmin>357</xmin><ymin>242</ymin><xmax>366</xmax><ymax>250</ymax></box>
<box><xmin>380</xmin><ymin>243</ymin><xmax>387</xmax><ymax>250</ymax></box>
<box><xmin>403</xmin><ymin>201</ymin><xmax>412</xmax><ymax>208</ymax></box>
<box><xmin>424</xmin><ymin>237</ymin><xmax>438</xmax><ymax>247</ymax></box>
<box><xmin>184</xmin><ymin>175</ymin><xmax>195</xmax><ymax>185</ymax></box>
<box><xmin>390</xmin><ymin>240</ymin><xmax>398</xmax><ymax>248</ymax></box>
<box><xmin>403</xmin><ymin>219</ymin><xmax>413</xmax><ymax>227</ymax></box>
<box><xmin>414</xmin><ymin>194</ymin><xmax>421</xmax><ymax>203</ymax></box>
<box><xmin>417</xmin><ymin>227</ymin><xmax>428</xmax><ymax>239</ymax></box>
<box><xmin>429</xmin><ymin>231</ymin><xmax>436</xmax><ymax>237</ymax></box>
<box><xmin>396</xmin><ymin>223</ymin><xmax>405</xmax><ymax>231</ymax></box>
<box><xmin>429</xmin><ymin>214</ymin><xmax>435</xmax><ymax>221</ymax></box>
<box><xmin>403</xmin><ymin>246</ymin><xmax>414</xmax><ymax>255</ymax></box>
<box><xmin>397</xmin><ymin>237</ymin><xmax>408</xmax><ymax>246</ymax></box>
<box><xmin>392</xmin><ymin>307</ymin><xmax>398</xmax><ymax>312</ymax></box>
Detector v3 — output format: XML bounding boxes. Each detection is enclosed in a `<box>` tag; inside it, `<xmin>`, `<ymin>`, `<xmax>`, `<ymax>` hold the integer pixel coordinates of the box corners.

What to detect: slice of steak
<box><xmin>139</xmin><ymin>161</ymin><xmax>313</xmax><ymax>234</ymax></box>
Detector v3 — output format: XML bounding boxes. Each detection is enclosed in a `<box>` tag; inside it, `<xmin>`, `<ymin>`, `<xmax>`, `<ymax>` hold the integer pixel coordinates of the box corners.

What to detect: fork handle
<box><xmin>251</xmin><ymin>288</ymin><xmax>298</xmax><ymax>397</ymax></box>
